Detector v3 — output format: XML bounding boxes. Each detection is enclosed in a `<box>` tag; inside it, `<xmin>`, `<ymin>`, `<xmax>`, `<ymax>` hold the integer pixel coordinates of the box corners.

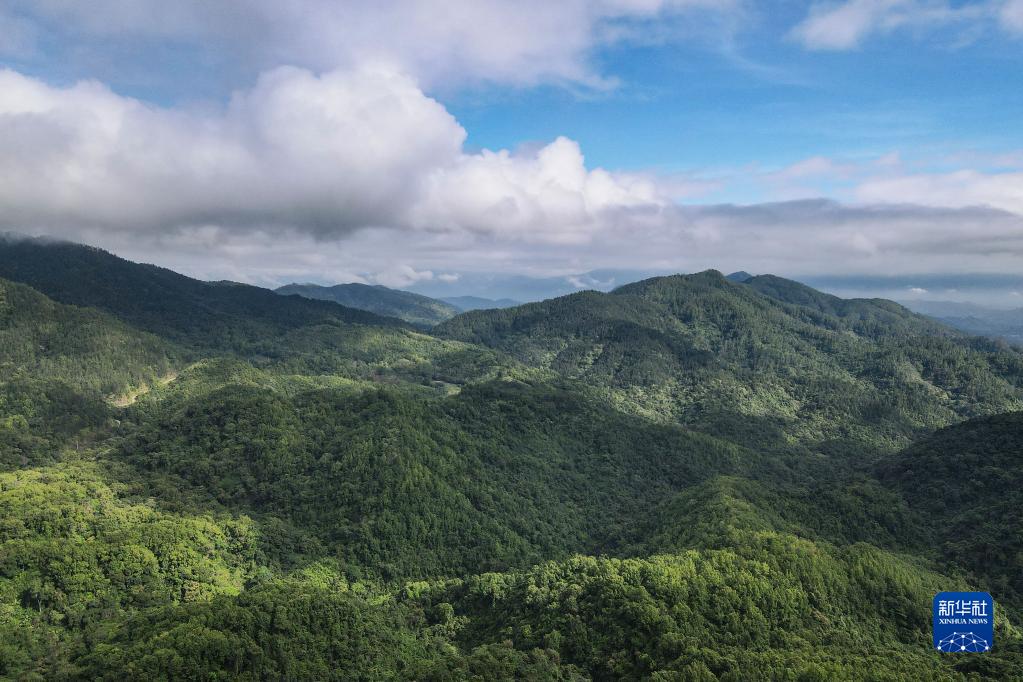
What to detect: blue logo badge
<box><xmin>933</xmin><ymin>592</ymin><xmax>994</xmax><ymax>653</ymax></box>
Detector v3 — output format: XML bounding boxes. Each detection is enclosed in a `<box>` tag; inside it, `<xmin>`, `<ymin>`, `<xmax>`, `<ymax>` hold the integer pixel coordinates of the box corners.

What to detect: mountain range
<box><xmin>1</xmin><ymin>236</ymin><xmax>1021</xmax><ymax>680</ymax></box>
<box><xmin>902</xmin><ymin>299</ymin><xmax>1023</xmax><ymax>345</ymax></box>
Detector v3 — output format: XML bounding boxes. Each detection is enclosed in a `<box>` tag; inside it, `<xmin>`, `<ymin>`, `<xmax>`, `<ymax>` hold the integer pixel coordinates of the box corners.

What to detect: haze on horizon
<box><xmin>1</xmin><ymin>0</ymin><xmax>1022</xmax><ymax>304</ymax></box>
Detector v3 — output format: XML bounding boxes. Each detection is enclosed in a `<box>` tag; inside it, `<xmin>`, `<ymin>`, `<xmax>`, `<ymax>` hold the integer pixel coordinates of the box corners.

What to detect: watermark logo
<box><xmin>933</xmin><ymin>592</ymin><xmax>993</xmax><ymax>653</ymax></box>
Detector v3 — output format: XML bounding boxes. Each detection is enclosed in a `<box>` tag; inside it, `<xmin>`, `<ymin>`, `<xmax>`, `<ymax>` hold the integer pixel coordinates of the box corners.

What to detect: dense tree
<box><xmin>2</xmin><ymin>239</ymin><xmax>1023</xmax><ymax>679</ymax></box>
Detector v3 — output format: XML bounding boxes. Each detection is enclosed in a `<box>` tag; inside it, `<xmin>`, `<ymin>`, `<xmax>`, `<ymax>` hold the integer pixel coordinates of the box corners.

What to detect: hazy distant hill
<box><xmin>277</xmin><ymin>282</ymin><xmax>459</xmax><ymax>327</ymax></box>
<box><xmin>903</xmin><ymin>299</ymin><xmax>1023</xmax><ymax>345</ymax></box>
<box><xmin>441</xmin><ymin>295</ymin><xmax>521</xmax><ymax>311</ymax></box>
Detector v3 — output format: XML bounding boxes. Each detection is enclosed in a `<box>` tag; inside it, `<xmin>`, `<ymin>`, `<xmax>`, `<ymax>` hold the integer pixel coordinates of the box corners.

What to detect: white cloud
<box><xmin>908</xmin><ymin>286</ymin><xmax>928</xmax><ymax>294</ymax></box>
<box><xmin>1002</xmin><ymin>0</ymin><xmax>1023</xmax><ymax>31</ymax></box>
<box><xmin>412</xmin><ymin>137</ymin><xmax>665</xmax><ymax>243</ymax></box>
<box><xmin>855</xmin><ymin>169</ymin><xmax>1023</xmax><ymax>214</ymax></box>
<box><xmin>6</xmin><ymin>0</ymin><xmax>739</xmax><ymax>90</ymax></box>
<box><xmin>0</xmin><ymin>66</ymin><xmax>664</xmax><ymax>244</ymax></box>
<box><xmin>76</xmin><ymin>198</ymin><xmax>1023</xmax><ymax>293</ymax></box>
<box><xmin>739</xmin><ymin>150</ymin><xmax>1023</xmax><ymax>217</ymax></box>
<box><xmin>371</xmin><ymin>265</ymin><xmax>439</xmax><ymax>289</ymax></box>
<box><xmin>791</xmin><ymin>0</ymin><xmax>1016</xmax><ymax>50</ymax></box>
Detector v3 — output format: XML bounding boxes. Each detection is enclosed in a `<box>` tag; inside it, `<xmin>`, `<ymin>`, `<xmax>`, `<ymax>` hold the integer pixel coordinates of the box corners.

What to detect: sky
<box><xmin>1</xmin><ymin>0</ymin><xmax>1022</xmax><ymax>303</ymax></box>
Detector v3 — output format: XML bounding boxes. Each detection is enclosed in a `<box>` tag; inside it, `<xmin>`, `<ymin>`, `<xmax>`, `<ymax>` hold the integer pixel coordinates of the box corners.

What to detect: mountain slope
<box><xmin>0</xmin><ymin>237</ymin><xmax>405</xmax><ymax>351</ymax></box>
<box><xmin>0</xmin><ymin>277</ymin><xmax>177</xmax><ymax>467</ymax></box>
<box><xmin>116</xmin><ymin>379</ymin><xmax>764</xmax><ymax>578</ymax></box>
<box><xmin>879</xmin><ymin>411</ymin><xmax>1023</xmax><ymax>607</ymax></box>
<box><xmin>436</xmin><ymin>270</ymin><xmax>1023</xmax><ymax>453</ymax></box>
<box><xmin>277</xmin><ymin>282</ymin><xmax>459</xmax><ymax>326</ymax></box>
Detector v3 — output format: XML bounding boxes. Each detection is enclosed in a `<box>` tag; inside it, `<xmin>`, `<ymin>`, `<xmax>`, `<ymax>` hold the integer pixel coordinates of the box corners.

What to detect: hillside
<box><xmin>0</xmin><ymin>237</ymin><xmax>404</xmax><ymax>352</ymax></box>
<box><xmin>436</xmin><ymin>270</ymin><xmax>1023</xmax><ymax>454</ymax></box>
<box><xmin>880</xmin><ymin>411</ymin><xmax>1023</xmax><ymax>606</ymax></box>
<box><xmin>277</xmin><ymin>282</ymin><xmax>460</xmax><ymax>327</ymax></box>
<box><xmin>0</xmin><ymin>277</ymin><xmax>177</xmax><ymax>467</ymax></box>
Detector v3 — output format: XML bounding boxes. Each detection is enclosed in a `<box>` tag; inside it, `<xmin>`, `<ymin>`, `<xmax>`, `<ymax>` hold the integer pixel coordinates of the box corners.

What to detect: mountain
<box><xmin>441</xmin><ymin>295</ymin><xmax>521</xmax><ymax>311</ymax></box>
<box><xmin>0</xmin><ymin>236</ymin><xmax>404</xmax><ymax>352</ymax></box>
<box><xmin>406</xmin><ymin>268</ymin><xmax>660</xmax><ymax>302</ymax></box>
<box><xmin>902</xmin><ymin>299</ymin><xmax>1023</xmax><ymax>345</ymax></box>
<box><xmin>436</xmin><ymin>270</ymin><xmax>1023</xmax><ymax>455</ymax></box>
<box><xmin>725</xmin><ymin>270</ymin><xmax>754</xmax><ymax>282</ymax></box>
<box><xmin>277</xmin><ymin>282</ymin><xmax>460</xmax><ymax>327</ymax></box>
<box><xmin>3</xmin><ymin>243</ymin><xmax>1023</xmax><ymax>679</ymax></box>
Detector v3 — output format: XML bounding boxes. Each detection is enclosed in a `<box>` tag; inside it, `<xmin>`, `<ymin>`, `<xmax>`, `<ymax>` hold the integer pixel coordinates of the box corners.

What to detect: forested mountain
<box><xmin>277</xmin><ymin>282</ymin><xmax>460</xmax><ymax>327</ymax></box>
<box><xmin>2</xmin><ymin>240</ymin><xmax>1022</xmax><ymax>679</ymax></box>
<box><xmin>0</xmin><ymin>236</ymin><xmax>403</xmax><ymax>352</ymax></box>
<box><xmin>437</xmin><ymin>270</ymin><xmax>1023</xmax><ymax>454</ymax></box>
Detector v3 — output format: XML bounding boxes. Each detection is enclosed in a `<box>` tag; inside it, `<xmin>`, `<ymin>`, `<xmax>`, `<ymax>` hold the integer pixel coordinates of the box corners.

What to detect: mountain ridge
<box><xmin>277</xmin><ymin>282</ymin><xmax>460</xmax><ymax>327</ymax></box>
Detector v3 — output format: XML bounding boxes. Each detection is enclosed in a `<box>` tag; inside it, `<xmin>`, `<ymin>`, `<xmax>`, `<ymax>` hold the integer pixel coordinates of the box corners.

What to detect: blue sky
<box><xmin>0</xmin><ymin>1</ymin><xmax>1021</xmax><ymax>302</ymax></box>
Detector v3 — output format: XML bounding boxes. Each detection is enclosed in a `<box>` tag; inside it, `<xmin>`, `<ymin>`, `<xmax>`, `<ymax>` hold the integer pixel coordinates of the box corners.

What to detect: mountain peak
<box><xmin>726</xmin><ymin>271</ymin><xmax>754</xmax><ymax>283</ymax></box>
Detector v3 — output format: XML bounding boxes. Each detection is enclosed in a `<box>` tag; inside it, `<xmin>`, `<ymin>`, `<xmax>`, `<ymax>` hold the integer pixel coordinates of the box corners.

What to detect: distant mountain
<box><xmin>277</xmin><ymin>282</ymin><xmax>459</xmax><ymax>327</ymax></box>
<box><xmin>803</xmin><ymin>272</ymin><xmax>1023</xmax><ymax>309</ymax></box>
<box><xmin>901</xmin><ymin>299</ymin><xmax>1023</xmax><ymax>345</ymax></box>
<box><xmin>407</xmin><ymin>268</ymin><xmax>663</xmax><ymax>302</ymax></box>
<box><xmin>441</xmin><ymin>295</ymin><xmax>521</xmax><ymax>311</ymax></box>
<box><xmin>0</xmin><ymin>236</ymin><xmax>404</xmax><ymax>351</ymax></box>
<box><xmin>725</xmin><ymin>270</ymin><xmax>754</xmax><ymax>282</ymax></box>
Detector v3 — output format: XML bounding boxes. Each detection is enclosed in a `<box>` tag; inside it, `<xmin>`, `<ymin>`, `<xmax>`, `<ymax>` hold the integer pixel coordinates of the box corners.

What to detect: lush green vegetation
<box><xmin>437</xmin><ymin>271</ymin><xmax>1023</xmax><ymax>455</ymax></box>
<box><xmin>880</xmin><ymin>412</ymin><xmax>1023</xmax><ymax>608</ymax></box>
<box><xmin>2</xmin><ymin>239</ymin><xmax>1023</xmax><ymax>679</ymax></box>
<box><xmin>0</xmin><ymin>238</ymin><xmax>402</xmax><ymax>353</ymax></box>
<box><xmin>277</xmin><ymin>282</ymin><xmax>460</xmax><ymax>327</ymax></box>
<box><xmin>0</xmin><ymin>277</ymin><xmax>178</xmax><ymax>469</ymax></box>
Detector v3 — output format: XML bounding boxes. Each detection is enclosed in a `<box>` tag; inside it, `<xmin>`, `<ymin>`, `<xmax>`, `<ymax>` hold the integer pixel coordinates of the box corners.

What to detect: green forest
<box><xmin>1</xmin><ymin>238</ymin><xmax>1022</xmax><ymax>680</ymax></box>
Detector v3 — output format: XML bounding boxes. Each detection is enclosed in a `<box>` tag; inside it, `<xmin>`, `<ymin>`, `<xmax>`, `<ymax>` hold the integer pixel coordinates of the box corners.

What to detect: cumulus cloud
<box><xmin>791</xmin><ymin>0</ymin><xmax>1017</xmax><ymax>49</ymax></box>
<box><xmin>0</xmin><ymin>66</ymin><xmax>661</xmax><ymax>242</ymax></box>
<box><xmin>412</xmin><ymin>137</ymin><xmax>665</xmax><ymax>243</ymax></box>
<box><xmin>4</xmin><ymin>0</ymin><xmax>738</xmax><ymax>90</ymax></box>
